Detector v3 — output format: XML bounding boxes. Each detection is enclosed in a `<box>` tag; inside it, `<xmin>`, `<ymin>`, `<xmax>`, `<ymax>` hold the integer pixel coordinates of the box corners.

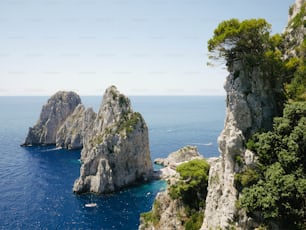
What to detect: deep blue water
<box><xmin>0</xmin><ymin>96</ymin><xmax>225</xmax><ymax>229</ymax></box>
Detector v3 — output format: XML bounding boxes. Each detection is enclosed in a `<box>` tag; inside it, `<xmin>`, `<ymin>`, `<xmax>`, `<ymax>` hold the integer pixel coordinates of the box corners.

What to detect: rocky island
<box><xmin>22</xmin><ymin>86</ymin><xmax>153</xmax><ymax>194</ymax></box>
<box><xmin>73</xmin><ymin>86</ymin><xmax>153</xmax><ymax>194</ymax></box>
<box><xmin>22</xmin><ymin>91</ymin><xmax>82</xmax><ymax>146</ymax></box>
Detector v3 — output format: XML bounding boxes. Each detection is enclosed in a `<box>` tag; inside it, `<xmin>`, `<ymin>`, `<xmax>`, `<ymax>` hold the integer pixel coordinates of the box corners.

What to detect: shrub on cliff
<box><xmin>169</xmin><ymin>159</ymin><xmax>210</xmax><ymax>212</ymax></box>
<box><xmin>240</xmin><ymin>102</ymin><xmax>306</xmax><ymax>229</ymax></box>
<box><xmin>208</xmin><ymin>18</ymin><xmax>287</xmax><ymax>109</ymax></box>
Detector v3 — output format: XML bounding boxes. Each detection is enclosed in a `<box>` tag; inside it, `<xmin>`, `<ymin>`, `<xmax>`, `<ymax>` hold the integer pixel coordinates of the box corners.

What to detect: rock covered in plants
<box><xmin>73</xmin><ymin>86</ymin><xmax>153</xmax><ymax>194</ymax></box>
<box><xmin>22</xmin><ymin>91</ymin><xmax>81</xmax><ymax>146</ymax></box>
<box><xmin>140</xmin><ymin>156</ymin><xmax>210</xmax><ymax>230</ymax></box>
<box><xmin>154</xmin><ymin>146</ymin><xmax>203</xmax><ymax>179</ymax></box>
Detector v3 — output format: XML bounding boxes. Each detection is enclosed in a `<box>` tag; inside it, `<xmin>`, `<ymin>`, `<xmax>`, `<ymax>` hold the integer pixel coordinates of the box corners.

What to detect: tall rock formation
<box><xmin>202</xmin><ymin>53</ymin><xmax>279</xmax><ymax>229</ymax></box>
<box><xmin>202</xmin><ymin>1</ymin><xmax>305</xmax><ymax>228</ymax></box>
<box><xmin>56</xmin><ymin>104</ymin><xmax>96</xmax><ymax>150</ymax></box>
<box><xmin>22</xmin><ymin>91</ymin><xmax>81</xmax><ymax>146</ymax></box>
<box><xmin>73</xmin><ymin>86</ymin><xmax>153</xmax><ymax>194</ymax></box>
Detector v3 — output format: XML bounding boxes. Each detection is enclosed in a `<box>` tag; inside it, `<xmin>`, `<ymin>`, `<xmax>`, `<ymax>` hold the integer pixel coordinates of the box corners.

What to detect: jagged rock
<box><xmin>154</xmin><ymin>146</ymin><xmax>203</xmax><ymax>180</ymax></box>
<box><xmin>140</xmin><ymin>146</ymin><xmax>209</xmax><ymax>230</ymax></box>
<box><xmin>73</xmin><ymin>86</ymin><xmax>153</xmax><ymax>194</ymax></box>
<box><xmin>154</xmin><ymin>145</ymin><xmax>202</xmax><ymax>167</ymax></box>
<box><xmin>202</xmin><ymin>2</ymin><xmax>305</xmax><ymax>228</ymax></box>
<box><xmin>202</xmin><ymin>62</ymin><xmax>279</xmax><ymax>228</ymax></box>
<box><xmin>284</xmin><ymin>0</ymin><xmax>306</xmax><ymax>59</ymax></box>
<box><xmin>139</xmin><ymin>189</ymin><xmax>186</xmax><ymax>230</ymax></box>
<box><xmin>22</xmin><ymin>91</ymin><xmax>81</xmax><ymax>146</ymax></box>
<box><xmin>56</xmin><ymin>104</ymin><xmax>97</xmax><ymax>150</ymax></box>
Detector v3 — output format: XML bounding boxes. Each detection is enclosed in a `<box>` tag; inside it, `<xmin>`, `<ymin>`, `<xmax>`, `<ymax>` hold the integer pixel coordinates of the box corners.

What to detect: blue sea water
<box><xmin>0</xmin><ymin>96</ymin><xmax>225</xmax><ymax>229</ymax></box>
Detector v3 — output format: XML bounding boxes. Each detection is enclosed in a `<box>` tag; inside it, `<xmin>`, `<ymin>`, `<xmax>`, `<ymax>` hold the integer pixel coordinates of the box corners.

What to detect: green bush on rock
<box><xmin>239</xmin><ymin>102</ymin><xmax>306</xmax><ymax>229</ymax></box>
<box><xmin>168</xmin><ymin>159</ymin><xmax>209</xmax><ymax>229</ymax></box>
<box><xmin>169</xmin><ymin>159</ymin><xmax>210</xmax><ymax>211</ymax></box>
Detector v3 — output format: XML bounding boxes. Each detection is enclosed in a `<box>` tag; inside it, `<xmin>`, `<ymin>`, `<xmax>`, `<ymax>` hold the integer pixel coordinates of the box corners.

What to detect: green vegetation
<box><xmin>140</xmin><ymin>200</ymin><xmax>161</xmax><ymax>227</ymax></box>
<box><xmin>118</xmin><ymin>112</ymin><xmax>143</xmax><ymax>135</ymax></box>
<box><xmin>208</xmin><ymin>18</ymin><xmax>272</xmax><ymax>68</ymax></box>
<box><xmin>289</xmin><ymin>2</ymin><xmax>306</xmax><ymax>29</ymax></box>
<box><xmin>207</xmin><ymin>4</ymin><xmax>306</xmax><ymax>229</ymax></box>
<box><xmin>169</xmin><ymin>159</ymin><xmax>210</xmax><ymax>229</ymax></box>
<box><xmin>238</xmin><ymin>102</ymin><xmax>306</xmax><ymax>229</ymax></box>
<box><xmin>184</xmin><ymin>212</ymin><xmax>204</xmax><ymax>230</ymax></box>
<box><xmin>285</xmin><ymin>38</ymin><xmax>306</xmax><ymax>101</ymax></box>
<box><xmin>208</xmin><ymin>18</ymin><xmax>287</xmax><ymax>109</ymax></box>
<box><xmin>118</xmin><ymin>94</ymin><xmax>129</xmax><ymax>107</ymax></box>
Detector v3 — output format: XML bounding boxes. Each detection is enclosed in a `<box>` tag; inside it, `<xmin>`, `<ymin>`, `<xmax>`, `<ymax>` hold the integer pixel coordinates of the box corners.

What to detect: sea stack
<box><xmin>56</xmin><ymin>104</ymin><xmax>96</xmax><ymax>150</ymax></box>
<box><xmin>22</xmin><ymin>91</ymin><xmax>81</xmax><ymax>146</ymax></box>
<box><xmin>73</xmin><ymin>86</ymin><xmax>153</xmax><ymax>194</ymax></box>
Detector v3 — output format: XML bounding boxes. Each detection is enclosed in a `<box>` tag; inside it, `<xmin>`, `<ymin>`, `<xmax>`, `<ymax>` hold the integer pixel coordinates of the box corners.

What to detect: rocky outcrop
<box><xmin>154</xmin><ymin>146</ymin><xmax>202</xmax><ymax>179</ymax></box>
<box><xmin>56</xmin><ymin>104</ymin><xmax>97</xmax><ymax>150</ymax></box>
<box><xmin>22</xmin><ymin>91</ymin><xmax>81</xmax><ymax>146</ymax></box>
<box><xmin>140</xmin><ymin>146</ymin><xmax>201</xmax><ymax>230</ymax></box>
<box><xmin>140</xmin><ymin>146</ymin><xmax>210</xmax><ymax>230</ymax></box>
<box><xmin>202</xmin><ymin>62</ymin><xmax>279</xmax><ymax>228</ymax></box>
<box><xmin>284</xmin><ymin>0</ymin><xmax>305</xmax><ymax>58</ymax></box>
<box><xmin>154</xmin><ymin>145</ymin><xmax>202</xmax><ymax>167</ymax></box>
<box><xmin>139</xmin><ymin>188</ymin><xmax>187</xmax><ymax>230</ymax></box>
<box><xmin>73</xmin><ymin>86</ymin><xmax>153</xmax><ymax>194</ymax></box>
<box><xmin>202</xmin><ymin>1</ymin><xmax>305</xmax><ymax>229</ymax></box>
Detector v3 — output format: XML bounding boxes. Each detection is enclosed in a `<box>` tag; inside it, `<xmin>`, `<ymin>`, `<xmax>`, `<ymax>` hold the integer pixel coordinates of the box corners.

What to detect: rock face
<box><xmin>284</xmin><ymin>0</ymin><xmax>306</xmax><ymax>58</ymax></box>
<box><xmin>154</xmin><ymin>146</ymin><xmax>202</xmax><ymax>179</ymax></box>
<box><xmin>56</xmin><ymin>104</ymin><xmax>97</xmax><ymax>150</ymax></box>
<box><xmin>140</xmin><ymin>146</ymin><xmax>202</xmax><ymax>230</ymax></box>
<box><xmin>202</xmin><ymin>1</ymin><xmax>305</xmax><ymax>229</ymax></box>
<box><xmin>202</xmin><ymin>63</ymin><xmax>279</xmax><ymax>228</ymax></box>
<box><xmin>22</xmin><ymin>91</ymin><xmax>81</xmax><ymax>146</ymax></box>
<box><xmin>73</xmin><ymin>86</ymin><xmax>153</xmax><ymax>194</ymax></box>
<box><xmin>139</xmin><ymin>189</ymin><xmax>187</xmax><ymax>230</ymax></box>
<box><xmin>154</xmin><ymin>145</ymin><xmax>202</xmax><ymax>167</ymax></box>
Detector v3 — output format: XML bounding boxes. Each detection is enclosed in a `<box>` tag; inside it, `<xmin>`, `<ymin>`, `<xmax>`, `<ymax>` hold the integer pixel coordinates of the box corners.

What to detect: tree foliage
<box><xmin>169</xmin><ymin>159</ymin><xmax>210</xmax><ymax>211</ymax></box>
<box><xmin>285</xmin><ymin>39</ymin><xmax>306</xmax><ymax>101</ymax></box>
<box><xmin>169</xmin><ymin>159</ymin><xmax>209</xmax><ymax>229</ymax></box>
<box><xmin>240</xmin><ymin>102</ymin><xmax>306</xmax><ymax>229</ymax></box>
<box><xmin>208</xmin><ymin>18</ymin><xmax>272</xmax><ymax>68</ymax></box>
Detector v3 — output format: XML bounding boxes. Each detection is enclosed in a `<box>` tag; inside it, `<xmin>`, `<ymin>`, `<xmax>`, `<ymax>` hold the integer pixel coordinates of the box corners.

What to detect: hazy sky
<box><xmin>0</xmin><ymin>0</ymin><xmax>294</xmax><ymax>96</ymax></box>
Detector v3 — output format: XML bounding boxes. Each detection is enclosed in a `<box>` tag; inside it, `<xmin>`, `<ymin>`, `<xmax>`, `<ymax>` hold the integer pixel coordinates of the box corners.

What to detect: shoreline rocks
<box><xmin>153</xmin><ymin>145</ymin><xmax>203</xmax><ymax>180</ymax></box>
<box><xmin>139</xmin><ymin>146</ymin><xmax>208</xmax><ymax>230</ymax></box>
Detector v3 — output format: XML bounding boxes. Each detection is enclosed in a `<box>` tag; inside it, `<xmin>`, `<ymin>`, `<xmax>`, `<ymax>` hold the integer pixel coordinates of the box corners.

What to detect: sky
<box><xmin>0</xmin><ymin>0</ymin><xmax>295</xmax><ymax>96</ymax></box>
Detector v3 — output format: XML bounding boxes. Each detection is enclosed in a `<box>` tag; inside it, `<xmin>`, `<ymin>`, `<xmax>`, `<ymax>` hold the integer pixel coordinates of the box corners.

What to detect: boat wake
<box><xmin>190</xmin><ymin>142</ymin><xmax>213</xmax><ymax>146</ymax></box>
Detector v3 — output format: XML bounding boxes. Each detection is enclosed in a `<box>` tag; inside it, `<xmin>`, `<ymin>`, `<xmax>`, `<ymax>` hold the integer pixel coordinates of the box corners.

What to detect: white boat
<box><xmin>85</xmin><ymin>203</ymin><xmax>97</xmax><ymax>208</ymax></box>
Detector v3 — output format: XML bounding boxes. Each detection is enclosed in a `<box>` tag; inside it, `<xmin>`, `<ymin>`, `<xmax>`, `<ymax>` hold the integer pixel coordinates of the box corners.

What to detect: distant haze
<box><xmin>0</xmin><ymin>0</ymin><xmax>293</xmax><ymax>96</ymax></box>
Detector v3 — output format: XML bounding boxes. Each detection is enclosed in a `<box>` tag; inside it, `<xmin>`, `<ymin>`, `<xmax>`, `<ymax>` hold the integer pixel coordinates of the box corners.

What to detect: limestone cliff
<box><xmin>202</xmin><ymin>42</ymin><xmax>280</xmax><ymax>230</ymax></box>
<box><xmin>139</xmin><ymin>187</ymin><xmax>187</xmax><ymax>230</ymax></box>
<box><xmin>22</xmin><ymin>91</ymin><xmax>81</xmax><ymax>146</ymax></box>
<box><xmin>56</xmin><ymin>104</ymin><xmax>96</xmax><ymax>150</ymax></box>
<box><xmin>202</xmin><ymin>1</ymin><xmax>304</xmax><ymax>228</ymax></box>
<box><xmin>284</xmin><ymin>0</ymin><xmax>305</xmax><ymax>59</ymax></box>
<box><xmin>73</xmin><ymin>86</ymin><xmax>153</xmax><ymax>194</ymax></box>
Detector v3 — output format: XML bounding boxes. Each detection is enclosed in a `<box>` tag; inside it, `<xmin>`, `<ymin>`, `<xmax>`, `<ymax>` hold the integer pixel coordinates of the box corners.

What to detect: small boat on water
<box><xmin>85</xmin><ymin>203</ymin><xmax>97</xmax><ymax>208</ymax></box>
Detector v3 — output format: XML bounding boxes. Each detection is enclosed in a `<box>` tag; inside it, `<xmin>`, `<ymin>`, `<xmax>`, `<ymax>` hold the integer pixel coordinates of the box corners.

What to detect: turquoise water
<box><xmin>0</xmin><ymin>96</ymin><xmax>225</xmax><ymax>229</ymax></box>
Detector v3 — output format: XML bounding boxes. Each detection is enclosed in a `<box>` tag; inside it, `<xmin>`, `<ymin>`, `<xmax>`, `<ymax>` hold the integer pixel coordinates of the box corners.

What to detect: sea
<box><xmin>0</xmin><ymin>96</ymin><xmax>225</xmax><ymax>229</ymax></box>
